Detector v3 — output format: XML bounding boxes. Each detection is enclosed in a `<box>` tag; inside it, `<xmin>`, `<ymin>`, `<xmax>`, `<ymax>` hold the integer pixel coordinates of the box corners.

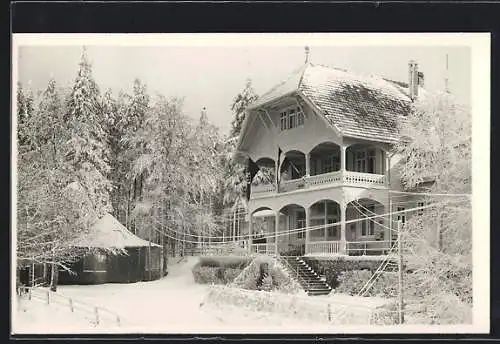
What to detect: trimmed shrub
<box><xmin>191</xmin><ymin>255</ymin><xmax>252</xmax><ymax>285</ymax></box>
<box><xmin>335</xmin><ymin>270</ymin><xmax>399</xmax><ymax>298</ymax></box>
<box><xmin>223</xmin><ymin>268</ymin><xmax>242</xmax><ymax>284</ymax></box>
<box><xmin>192</xmin><ymin>265</ymin><xmax>220</xmax><ymax>284</ymax></box>
<box><xmin>232</xmin><ymin>255</ymin><xmax>304</xmax><ymax>295</ymax></box>
<box><xmin>198</xmin><ymin>255</ymin><xmax>252</xmax><ymax>269</ymax></box>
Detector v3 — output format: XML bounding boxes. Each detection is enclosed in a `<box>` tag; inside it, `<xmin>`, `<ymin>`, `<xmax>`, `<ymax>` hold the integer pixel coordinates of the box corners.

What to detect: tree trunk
<box><xmin>126</xmin><ymin>186</ymin><xmax>131</xmax><ymax>228</ymax></box>
<box><xmin>43</xmin><ymin>263</ymin><xmax>48</xmax><ymax>287</ymax></box>
<box><xmin>49</xmin><ymin>263</ymin><xmax>58</xmax><ymax>292</ymax></box>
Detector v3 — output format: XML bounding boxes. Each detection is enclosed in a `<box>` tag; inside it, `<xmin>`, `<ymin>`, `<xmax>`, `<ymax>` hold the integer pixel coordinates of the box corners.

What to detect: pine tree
<box><xmin>394</xmin><ymin>91</ymin><xmax>472</xmax><ymax>318</ymax></box>
<box><xmin>16</xmin><ymin>82</ymin><xmax>35</xmax><ymax>150</ymax></box>
<box><xmin>218</xmin><ymin>79</ymin><xmax>259</xmax><ymax>209</ymax></box>
<box><xmin>230</xmin><ymin>78</ymin><xmax>259</xmax><ymax>138</ymax></box>
<box><xmin>64</xmin><ymin>47</ymin><xmax>112</xmax><ymax>218</ymax></box>
<box><xmin>17</xmin><ymin>78</ymin><xmax>97</xmax><ymax>291</ymax></box>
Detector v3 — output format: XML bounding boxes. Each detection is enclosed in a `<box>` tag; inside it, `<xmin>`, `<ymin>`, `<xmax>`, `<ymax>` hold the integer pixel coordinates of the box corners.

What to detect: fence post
<box><xmin>69</xmin><ymin>298</ymin><xmax>74</xmax><ymax>312</ymax></box>
<box><xmin>28</xmin><ymin>288</ymin><xmax>31</xmax><ymax>300</ymax></box>
<box><xmin>327</xmin><ymin>303</ymin><xmax>332</xmax><ymax>322</ymax></box>
<box><xmin>46</xmin><ymin>291</ymin><xmax>50</xmax><ymax>305</ymax></box>
<box><xmin>116</xmin><ymin>315</ymin><xmax>121</xmax><ymax>327</ymax></box>
<box><xmin>94</xmin><ymin>307</ymin><xmax>100</xmax><ymax>325</ymax></box>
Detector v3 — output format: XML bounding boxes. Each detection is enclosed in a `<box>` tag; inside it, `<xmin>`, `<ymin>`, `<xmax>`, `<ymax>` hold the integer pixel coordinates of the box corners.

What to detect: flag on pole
<box><xmin>245</xmin><ymin>157</ymin><xmax>260</xmax><ymax>201</ymax></box>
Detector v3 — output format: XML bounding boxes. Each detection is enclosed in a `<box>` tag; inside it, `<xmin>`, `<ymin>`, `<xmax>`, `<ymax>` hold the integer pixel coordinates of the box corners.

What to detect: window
<box><xmin>288</xmin><ymin>109</ymin><xmax>297</xmax><ymax>129</ymax></box>
<box><xmin>327</xmin><ymin>219</ymin><xmax>338</xmax><ymax>237</ymax></box>
<box><xmin>295</xmin><ymin>210</ymin><xmax>306</xmax><ymax>239</ymax></box>
<box><xmin>417</xmin><ymin>202</ymin><xmax>425</xmax><ymax>216</ymax></box>
<box><xmin>323</xmin><ymin>156</ymin><xmax>334</xmax><ymax>174</ymax></box>
<box><xmin>361</xmin><ymin>220</ymin><xmax>367</xmax><ymax>236</ymax></box>
<box><xmin>360</xmin><ymin>205</ymin><xmax>375</xmax><ymax>237</ymax></box>
<box><xmin>83</xmin><ymin>253</ymin><xmax>107</xmax><ymax>273</ymax></box>
<box><xmin>367</xmin><ymin>149</ymin><xmax>376</xmax><ymax>173</ymax></box>
<box><xmin>280</xmin><ymin>111</ymin><xmax>288</xmax><ymax>131</ymax></box>
<box><xmin>354</xmin><ymin>148</ymin><xmax>378</xmax><ymax>173</ymax></box>
<box><xmin>355</xmin><ymin>150</ymin><xmax>367</xmax><ymax>172</ymax></box>
<box><xmin>297</xmin><ymin>111</ymin><xmax>305</xmax><ymax>126</ymax></box>
<box><xmin>279</xmin><ymin>106</ymin><xmax>305</xmax><ymax>131</ymax></box>
<box><xmin>397</xmin><ymin>206</ymin><xmax>406</xmax><ymax>225</ymax></box>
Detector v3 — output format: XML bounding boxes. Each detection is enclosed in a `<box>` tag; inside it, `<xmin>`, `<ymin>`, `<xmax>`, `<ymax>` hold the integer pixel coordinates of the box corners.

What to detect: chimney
<box><xmin>408</xmin><ymin>60</ymin><xmax>419</xmax><ymax>100</ymax></box>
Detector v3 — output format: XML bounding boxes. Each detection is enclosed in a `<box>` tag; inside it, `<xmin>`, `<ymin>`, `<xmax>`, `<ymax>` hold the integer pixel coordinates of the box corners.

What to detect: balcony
<box><xmin>251</xmin><ymin>170</ymin><xmax>387</xmax><ymax>199</ymax></box>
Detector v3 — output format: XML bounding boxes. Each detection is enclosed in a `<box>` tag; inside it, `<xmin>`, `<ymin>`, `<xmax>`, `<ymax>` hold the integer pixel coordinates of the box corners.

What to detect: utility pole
<box><xmin>397</xmin><ymin>220</ymin><xmax>405</xmax><ymax>324</ymax></box>
<box><xmin>148</xmin><ymin>217</ymin><xmax>152</xmax><ymax>281</ymax></box>
<box><xmin>233</xmin><ymin>206</ymin><xmax>237</xmax><ymax>243</ymax></box>
<box><xmin>160</xmin><ymin>203</ymin><xmax>165</xmax><ymax>278</ymax></box>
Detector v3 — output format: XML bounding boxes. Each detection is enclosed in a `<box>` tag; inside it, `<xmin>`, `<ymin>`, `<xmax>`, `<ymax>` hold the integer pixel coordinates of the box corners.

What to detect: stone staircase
<box><xmin>280</xmin><ymin>256</ymin><xmax>332</xmax><ymax>296</ymax></box>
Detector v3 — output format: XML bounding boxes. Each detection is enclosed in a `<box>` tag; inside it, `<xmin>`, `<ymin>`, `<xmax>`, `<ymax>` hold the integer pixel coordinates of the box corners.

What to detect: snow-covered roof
<box><xmin>74</xmin><ymin>213</ymin><xmax>161</xmax><ymax>249</ymax></box>
<box><xmin>246</xmin><ymin>62</ymin><xmax>415</xmax><ymax>144</ymax></box>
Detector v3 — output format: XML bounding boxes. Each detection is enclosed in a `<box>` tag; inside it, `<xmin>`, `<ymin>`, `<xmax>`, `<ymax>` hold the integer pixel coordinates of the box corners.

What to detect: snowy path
<box><xmin>52</xmin><ymin>257</ymin><xmax>222</xmax><ymax>332</ymax></box>
<box><xmin>12</xmin><ymin>257</ymin><xmax>391</xmax><ymax>333</ymax></box>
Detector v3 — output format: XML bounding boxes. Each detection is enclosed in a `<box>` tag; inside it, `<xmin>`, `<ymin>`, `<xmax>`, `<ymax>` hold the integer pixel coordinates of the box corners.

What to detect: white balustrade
<box><xmin>307</xmin><ymin>171</ymin><xmax>342</xmax><ymax>187</ymax></box>
<box><xmin>252</xmin><ymin>183</ymin><xmax>276</xmax><ymax>195</ymax></box>
<box><xmin>343</xmin><ymin>171</ymin><xmax>386</xmax><ymax>186</ymax></box>
<box><xmin>345</xmin><ymin>240</ymin><xmax>392</xmax><ymax>255</ymax></box>
<box><xmin>250</xmin><ymin>243</ymin><xmax>274</xmax><ymax>255</ymax></box>
<box><xmin>305</xmin><ymin>241</ymin><xmax>341</xmax><ymax>256</ymax></box>
<box><xmin>250</xmin><ymin>171</ymin><xmax>387</xmax><ymax>199</ymax></box>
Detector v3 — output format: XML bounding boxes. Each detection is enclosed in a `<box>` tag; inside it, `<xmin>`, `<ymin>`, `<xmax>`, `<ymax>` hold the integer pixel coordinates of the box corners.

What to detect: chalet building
<box><xmin>233</xmin><ymin>55</ymin><xmax>427</xmax><ymax>258</ymax></box>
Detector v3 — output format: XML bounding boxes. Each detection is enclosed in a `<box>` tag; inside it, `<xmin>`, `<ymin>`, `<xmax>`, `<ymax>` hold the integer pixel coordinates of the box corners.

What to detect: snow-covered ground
<box><xmin>12</xmin><ymin>257</ymin><xmax>393</xmax><ymax>334</ymax></box>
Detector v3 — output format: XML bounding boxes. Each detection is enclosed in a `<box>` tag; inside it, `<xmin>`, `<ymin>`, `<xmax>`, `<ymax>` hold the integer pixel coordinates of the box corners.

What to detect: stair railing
<box><xmin>277</xmin><ymin>255</ymin><xmax>309</xmax><ymax>291</ymax></box>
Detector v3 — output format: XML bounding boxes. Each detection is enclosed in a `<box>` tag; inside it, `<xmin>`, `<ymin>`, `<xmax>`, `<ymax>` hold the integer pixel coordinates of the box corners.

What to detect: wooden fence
<box><xmin>17</xmin><ymin>286</ymin><xmax>125</xmax><ymax>327</ymax></box>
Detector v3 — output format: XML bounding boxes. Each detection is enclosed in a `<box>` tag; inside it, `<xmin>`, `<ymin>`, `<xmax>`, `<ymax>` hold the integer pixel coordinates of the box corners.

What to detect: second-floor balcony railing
<box><xmin>251</xmin><ymin>170</ymin><xmax>387</xmax><ymax>198</ymax></box>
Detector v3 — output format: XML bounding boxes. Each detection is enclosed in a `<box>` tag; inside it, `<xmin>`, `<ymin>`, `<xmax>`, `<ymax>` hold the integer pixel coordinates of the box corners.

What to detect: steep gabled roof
<box><xmin>246</xmin><ymin>63</ymin><xmax>415</xmax><ymax>144</ymax></box>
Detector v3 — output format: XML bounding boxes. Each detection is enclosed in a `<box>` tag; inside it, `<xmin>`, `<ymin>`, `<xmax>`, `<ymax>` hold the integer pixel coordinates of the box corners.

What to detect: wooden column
<box><xmin>385</xmin><ymin>151</ymin><xmax>391</xmax><ymax>185</ymax></box>
<box><xmin>248</xmin><ymin>213</ymin><xmax>253</xmax><ymax>253</ymax></box>
<box><xmin>305</xmin><ymin>152</ymin><xmax>311</xmax><ymax>177</ymax></box>
<box><xmin>305</xmin><ymin>207</ymin><xmax>311</xmax><ymax>255</ymax></box>
<box><xmin>340</xmin><ymin>201</ymin><xmax>347</xmax><ymax>254</ymax></box>
<box><xmin>275</xmin><ymin>159</ymin><xmax>280</xmax><ymax>192</ymax></box>
<box><xmin>324</xmin><ymin>201</ymin><xmax>328</xmax><ymax>241</ymax></box>
<box><xmin>275</xmin><ymin>212</ymin><xmax>280</xmax><ymax>255</ymax></box>
<box><xmin>340</xmin><ymin>145</ymin><xmax>347</xmax><ymax>172</ymax></box>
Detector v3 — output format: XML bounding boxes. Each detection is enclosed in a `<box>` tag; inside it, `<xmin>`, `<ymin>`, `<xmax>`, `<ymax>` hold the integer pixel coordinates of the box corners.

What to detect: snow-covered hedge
<box><xmin>192</xmin><ymin>256</ymin><xmax>252</xmax><ymax>285</ymax></box>
<box><xmin>192</xmin><ymin>266</ymin><xmax>243</xmax><ymax>285</ymax></box>
<box><xmin>334</xmin><ymin>270</ymin><xmax>472</xmax><ymax>325</ymax></box>
<box><xmin>336</xmin><ymin>270</ymin><xmax>399</xmax><ymax>298</ymax></box>
<box><xmin>198</xmin><ymin>256</ymin><xmax>252</xmax><ymax>269</ymax></box>
<box><xmin>231</xmin><ymin>255</ymin><xmax>303</xmax><ymax>294</ymax></box>
<box><xmin>203</xmin><ymin>286</ymin><xmax>376</xmax><ymax>325</ymax></box>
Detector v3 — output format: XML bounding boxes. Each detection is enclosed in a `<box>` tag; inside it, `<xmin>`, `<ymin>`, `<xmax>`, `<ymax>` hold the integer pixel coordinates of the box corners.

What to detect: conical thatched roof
<box><xmin>74</xmin><ymin>213</ymin><xmax>161</xmax><ymax>249</ymax></box>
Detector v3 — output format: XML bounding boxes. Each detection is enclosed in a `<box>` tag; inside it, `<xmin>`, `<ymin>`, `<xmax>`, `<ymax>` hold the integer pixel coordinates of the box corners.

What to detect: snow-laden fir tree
<box><xmin>230</xmin><ymin>78</ymin><xmax>259</xmax><ymax>138</ymax></box>
<box><xmin>16</xmin><ymin>82</ymin><xmax>35</xmax><ymax>150</ymax></box>
<box><xmin>64</xmin><ymin>47</ymin><xmax>112</xmax><ymax>218</ymax></box>
<box><xmin>394</xmin><ymin>91</ymin><xmax>472</xmax><ymax>323</ymax></box>
<box><xmin>17</xmin><ymin>78</ymin><xmax>101</xmax><ymax>291</ymax></box>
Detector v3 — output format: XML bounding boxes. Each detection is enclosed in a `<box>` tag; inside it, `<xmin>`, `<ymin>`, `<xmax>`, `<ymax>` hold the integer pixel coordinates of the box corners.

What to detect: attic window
<box><xmin>280</xmin><ymin>106</ymin><xmax>305</xmax><ymax>131</ymax></box>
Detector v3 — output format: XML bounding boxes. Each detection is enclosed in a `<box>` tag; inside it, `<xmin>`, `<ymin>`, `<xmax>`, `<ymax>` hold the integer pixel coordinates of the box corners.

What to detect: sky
<box><xmin>17</xmin><ymin>44</ymin><xmax>470</xmax><ymax>135</ymax></box>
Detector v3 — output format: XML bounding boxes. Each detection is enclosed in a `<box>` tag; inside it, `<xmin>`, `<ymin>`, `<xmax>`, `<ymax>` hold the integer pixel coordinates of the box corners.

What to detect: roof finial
<box><xmin>305</xmin><ymin>46</ymin><xmax>310</xmax><ymax>64</ymax></box>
